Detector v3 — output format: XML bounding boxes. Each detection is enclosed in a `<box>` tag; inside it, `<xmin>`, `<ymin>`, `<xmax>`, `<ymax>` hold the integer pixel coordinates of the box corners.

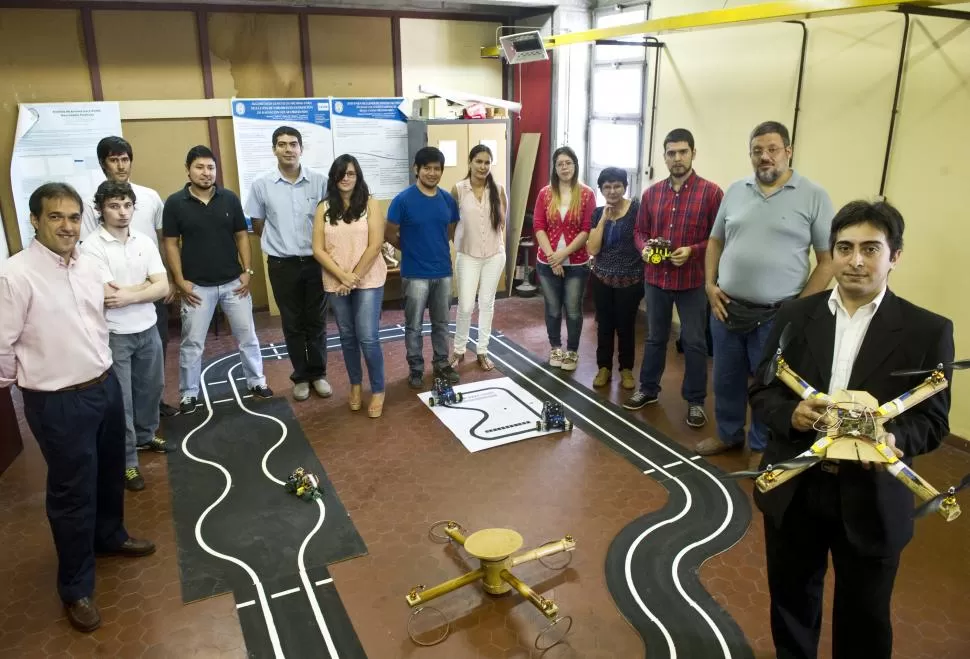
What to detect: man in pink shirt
<box><xmin>0</xmin><ymin>183</ymin><xmax>155</xmax><ymax>633</ymax></box>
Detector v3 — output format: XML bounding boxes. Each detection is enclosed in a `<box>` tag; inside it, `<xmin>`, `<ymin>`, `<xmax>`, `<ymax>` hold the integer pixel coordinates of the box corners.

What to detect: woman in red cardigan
<box><xmin>532</xmin><ymin>146</ymin><xmax>595</xmax><ymax>371</ymax></box>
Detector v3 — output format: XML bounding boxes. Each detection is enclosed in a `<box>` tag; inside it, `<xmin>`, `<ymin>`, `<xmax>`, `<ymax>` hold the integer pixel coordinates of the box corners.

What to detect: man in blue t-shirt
<box><xmin>386</xmin><ymin>146</ymin><xmax>461</xmax><ymax>389</ymax></box>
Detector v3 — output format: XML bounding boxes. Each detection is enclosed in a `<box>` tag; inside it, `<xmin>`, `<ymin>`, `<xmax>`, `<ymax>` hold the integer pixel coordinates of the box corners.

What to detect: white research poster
<box><xmin>330</xmin><ymin>98</ymin><xmax>410</xmax><ymax>200</ymax></box>
<box><xmin>231</xmin><ymin>98</ymin><xmax>334</xmax><ymax>213</ymax></box>
<box><xmin>10</xmin><ymin>102</ymin><xmax>122</xmax><ymax>246</ymax></box>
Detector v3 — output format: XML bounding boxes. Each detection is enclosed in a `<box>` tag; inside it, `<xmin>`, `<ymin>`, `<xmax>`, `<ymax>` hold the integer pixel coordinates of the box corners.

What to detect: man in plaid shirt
<box><xmin>625</xmin><ymin>128</ymin><xmax>723</xmax><ymax>429</ymax></box>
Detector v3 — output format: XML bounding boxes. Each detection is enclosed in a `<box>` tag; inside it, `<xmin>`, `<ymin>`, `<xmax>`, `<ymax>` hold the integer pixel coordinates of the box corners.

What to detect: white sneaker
<box><xmin>293</xmin><ymin>382</ymin><xmax>310</xmax><ymax>401</ymax></box>
<box><xmin>312</xmin><ymin>378</ymin><xmax>332</xmax><ymax>398</ymax></box>
<box><xmin>560</xmin><ymin>351</ymin><xmax>579</xmax><ymax>372</ymax></box>
<box><xmin>549</xmin><ymin>348</ymin><xmax>564</xmax><ymax>368</ymax></box>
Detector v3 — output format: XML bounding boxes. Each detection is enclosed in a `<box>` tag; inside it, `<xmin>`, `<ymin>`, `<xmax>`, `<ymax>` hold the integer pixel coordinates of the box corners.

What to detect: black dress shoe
<box><xmin>65</xmin><ymin>597</ymin><xmax>101</xmax><ymax>632</ymax></box>
<box><xmin>159</xmin><ymin>402</ymin><xmax>179</xmax><ymax>417</ymax></box>
<box><xmin>97</xmin><ymin>537</ymin><xmax>156</xmax><ymax>558</ymax></box>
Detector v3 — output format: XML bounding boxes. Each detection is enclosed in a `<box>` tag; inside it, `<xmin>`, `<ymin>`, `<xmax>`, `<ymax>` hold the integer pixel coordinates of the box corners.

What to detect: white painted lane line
<box><xmin>690</xmin><ymin>455</ymin><xmax>703</xmax><ymax>461</ymax></box>
<box><xmin>270</xmin><ymin>587</ymin><xmax>301</xmax><ymax>599</ymax></box>
<box><xmin>479</xmin><ymin>330</ymin><xmax>737</xmax><ymax>659</ymax></box>
<box><xmin>236</xmin><ymin>600</ymin><xmax>256</xmax><ymax>609</ymax></box>
<box><xmin>663</xmin><ymin>460</ymin><xmax>683</xmax><ymax>469</ymax></box>
<box><xmin>315</xmin><ymin>578</ymin><xmax>334</xmax><ymax>586</ymax></box>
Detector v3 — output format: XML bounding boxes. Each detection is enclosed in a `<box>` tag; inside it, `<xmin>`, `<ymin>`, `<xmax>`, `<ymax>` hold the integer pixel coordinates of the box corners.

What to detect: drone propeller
<box><xmin>913</xmin><ymin>473</ymin><xmax>970</xmax><ymax>519</ymax></box>
<box><xmin>890</xmin><ymin>359</ymin><xmax>970</xmax><ymax>377</ymax></box>
<box><xmin>762</xmin><ymin>322</ymin><xmax>794</xmax><ymax>386</ymax></box>
<box><xmin>721</xmin><ymin>455</ymin><xmax>820</xmax><ymax>480</ymax></box>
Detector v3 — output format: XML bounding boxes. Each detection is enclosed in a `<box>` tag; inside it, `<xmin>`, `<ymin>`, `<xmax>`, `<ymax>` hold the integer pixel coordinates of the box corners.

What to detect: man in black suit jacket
<box><xmin>748</xmin><ymin>199</ymin><xmax>954</xmax><ymax>659</ymax></box>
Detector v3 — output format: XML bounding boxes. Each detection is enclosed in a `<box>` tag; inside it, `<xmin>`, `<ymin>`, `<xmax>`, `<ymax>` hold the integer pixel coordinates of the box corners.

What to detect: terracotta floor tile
<box><xmin>1</xmin><ymin>295</ymin><xmax>968</xmax><ymax>658</ymax></box>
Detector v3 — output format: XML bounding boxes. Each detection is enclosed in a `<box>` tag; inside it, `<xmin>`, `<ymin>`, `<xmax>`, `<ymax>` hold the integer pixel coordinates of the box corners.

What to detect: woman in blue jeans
<box><xmin>532</xmin><ymin>146</ymin><xmax>596</xmax><ymax>371</ymax></box>
<box><xmin>312</xmin><ymin>154</ymin><xmax>388</xmax><ymax>418</ymax></box>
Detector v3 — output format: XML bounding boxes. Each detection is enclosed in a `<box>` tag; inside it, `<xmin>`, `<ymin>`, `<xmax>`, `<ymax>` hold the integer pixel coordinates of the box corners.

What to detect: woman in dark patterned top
<box><xmin>586</xmin><ymin>167</ymin><xmax>644</xmax><ymax>390</ymax></box>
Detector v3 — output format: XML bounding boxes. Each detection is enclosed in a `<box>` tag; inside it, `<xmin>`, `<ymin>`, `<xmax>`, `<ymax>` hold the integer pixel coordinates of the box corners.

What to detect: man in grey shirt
<box><xmin>246</xmin><ymin>126</ymin><xmax>330</xmax><ymax>402</ymax></box>
<box><xmin>701</xmin><ymin>121</ymin><xmax>835</xmax><ymax>470</ymax></box>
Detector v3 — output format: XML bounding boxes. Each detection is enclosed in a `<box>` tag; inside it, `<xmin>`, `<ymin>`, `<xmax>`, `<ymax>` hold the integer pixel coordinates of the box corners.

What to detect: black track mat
<box><xmin>164</xmin><ymin>324</ymin><xmax>434</xmax><ymax>658</ymax></box>
<box><xmin>467</xmin><ymin>332</ymin><xmax>755</xmax><ymax>659</ymax></box>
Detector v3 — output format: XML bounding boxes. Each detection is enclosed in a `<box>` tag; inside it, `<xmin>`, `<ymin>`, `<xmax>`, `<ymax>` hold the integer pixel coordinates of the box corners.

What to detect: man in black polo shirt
<box><xmin>163</xmin><ymin>145</ymin><xmax>273</xmax><ymax>413</ymax></box>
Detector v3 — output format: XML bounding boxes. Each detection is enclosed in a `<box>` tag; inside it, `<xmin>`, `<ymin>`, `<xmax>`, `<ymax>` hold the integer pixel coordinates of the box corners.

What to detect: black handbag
<box><xmin>723</xmin><ymin>297</ymin><xmax>782</xmax><ymax>334</ymax></box>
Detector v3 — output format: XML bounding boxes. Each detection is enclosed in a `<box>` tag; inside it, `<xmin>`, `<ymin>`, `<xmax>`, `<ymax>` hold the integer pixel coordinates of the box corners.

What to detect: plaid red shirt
<box><xmin>634</xmin><ymin>171</ymin><xmax>723</xmax><ymax>291</ymax></box>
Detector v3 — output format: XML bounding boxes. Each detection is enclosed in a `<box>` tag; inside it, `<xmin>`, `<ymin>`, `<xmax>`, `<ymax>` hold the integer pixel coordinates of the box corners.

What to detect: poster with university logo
<box><xmin>10</xmin><ymin>102</ymin><xmax>122</xmax><ymax>246</ymax></box>
<box><xmin>230</xmin><ymin>98</ymin><xmax>335</xmax><ymax>214</ymax></box>
<box><xmin>329</xmin><ymin>98</ymin><xmax>409</xmax><ymax>200</ymax></box>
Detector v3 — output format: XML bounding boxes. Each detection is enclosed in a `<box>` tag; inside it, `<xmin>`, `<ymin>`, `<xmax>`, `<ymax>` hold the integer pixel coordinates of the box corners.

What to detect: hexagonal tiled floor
<box><xmin>1</xmin><ymin>295</ymin><xmax>968</xmax><ymax>658</ymax></box>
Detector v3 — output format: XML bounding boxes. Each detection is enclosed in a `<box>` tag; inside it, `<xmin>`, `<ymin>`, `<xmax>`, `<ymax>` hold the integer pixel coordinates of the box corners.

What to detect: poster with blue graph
<box><xmin>330</xmin><ymin>98</ymin><xmax>409</xmax><ymax>200</ymax></box>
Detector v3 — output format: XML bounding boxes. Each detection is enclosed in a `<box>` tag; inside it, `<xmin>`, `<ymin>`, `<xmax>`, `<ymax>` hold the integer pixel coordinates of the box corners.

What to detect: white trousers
<box><xmin>453</xmin><ymin>251</ymin><xmax>506</xmax><ymax>355</ymax></box>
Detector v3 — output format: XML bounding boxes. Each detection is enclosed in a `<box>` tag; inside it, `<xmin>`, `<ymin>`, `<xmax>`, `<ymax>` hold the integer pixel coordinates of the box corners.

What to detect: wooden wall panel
<box><xmin>94</xmin><ymin>10</ymin><xmax>204</xmax><ymax>101</ymax></box>
<box><xmin>208</xmin><ymin>13</ymin><xmax>303</xmax><ymax>99</ymax></box>
<box><xmin>120</xmin><ymin>119</ymin><xmax>208</xmax><ymax>203</ymax></box>
<box><xmin>308</xmin><ymin>15</ymin><xmax>395</xmax><ymax>97</ymax></box>
<box><xmin>399</xmin><ymin>19</ymin><xmax>503</xmax><ymax>100</ymax></box>
<box><xmin>0</xmin><ymin>9</ymin><xmax>92</xmax><ymax>253</ymax></box>
<box><xmin>216</xmin><ymin>116</ymin><xmax>270</xmax><ymax>309</ymax></box>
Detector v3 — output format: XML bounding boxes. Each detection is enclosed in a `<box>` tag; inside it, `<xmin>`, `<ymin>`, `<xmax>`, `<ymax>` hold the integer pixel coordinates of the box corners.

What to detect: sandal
<box><xmin>477</xmin><ymin>354</ymin><xmax>495</xmax><ymax>371</ymax></box>
<box><xmin>449</xmin><ymin>351</ymin><xmax>466</xmax><ymax>367</ymax></box>
<box><xmin>367</xmin><ymin>392</ymin><xmax>385</xmax><ymax>418</ymax></box>
<box><xmin>349</xmin><ymin>384</ymin><xmax>362</xmax><ymax>411</ymax></box>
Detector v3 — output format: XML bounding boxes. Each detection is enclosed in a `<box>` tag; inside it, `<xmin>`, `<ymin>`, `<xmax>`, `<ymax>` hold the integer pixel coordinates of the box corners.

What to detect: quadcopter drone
<box><xmin>643</xmin><ymin>237</ymin><xmax>673</xmax><ymax>265</ymax></box>
<box><xmin>725</xmin><ymin>323</ymin><xmax>970</xmax><ymax>522</ymax></box>
<box><xmin>285</xmin><ymin>467</ymin><xmax>323</xmax><ymax>502</ymax></box>
<box><xmin>427</xmin><ymin>377</ymin><xmax>463</xmax><ymax>407</ymax></box>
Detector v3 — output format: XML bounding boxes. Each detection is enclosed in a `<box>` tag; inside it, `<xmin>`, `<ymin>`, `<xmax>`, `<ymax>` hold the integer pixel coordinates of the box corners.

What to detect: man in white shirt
<box><xmin>749</xmin><ymin>200</ymin><xmax>954</xmax><ymax>659</ymax></box>
<box><xmin>81</xmin><ymin>181</ymin><xmax>172</xmax><ymax>492</ymax></box>
<box><xmin>81</xmin><ymin>136</ymin><xmax>179</xmax><ymax>417</ymax></box>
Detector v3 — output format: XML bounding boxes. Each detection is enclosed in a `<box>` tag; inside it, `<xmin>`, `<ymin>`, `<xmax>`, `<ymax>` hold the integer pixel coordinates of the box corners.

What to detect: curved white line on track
<box><xmin>181</xmin><ymin>351</ymin><xmax>286</xmax><ymax>659</ymax></box>
<box><xmin>468</xmin><ymin>329</ymin><xmax>736</xmax><ymax>659</ymax></box>
<box><xmin>227</xmin><ymin>363</ymin><xmax>340</xmax><ymax>659</ymax></box>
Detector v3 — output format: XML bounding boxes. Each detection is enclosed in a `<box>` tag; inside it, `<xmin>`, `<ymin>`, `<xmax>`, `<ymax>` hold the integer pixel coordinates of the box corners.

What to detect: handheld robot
<box><xmin>643</xmin><ymin>237</ymin><xmax>673</xmax><ymax>265</ymax></box>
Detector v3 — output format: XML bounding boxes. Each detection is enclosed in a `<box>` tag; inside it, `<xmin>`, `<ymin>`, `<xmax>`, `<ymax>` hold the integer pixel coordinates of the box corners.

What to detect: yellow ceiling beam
<box><xmin>481</xmin><ymin>0</ymin><xmax>966</xmax><ymax>57</ymax></box>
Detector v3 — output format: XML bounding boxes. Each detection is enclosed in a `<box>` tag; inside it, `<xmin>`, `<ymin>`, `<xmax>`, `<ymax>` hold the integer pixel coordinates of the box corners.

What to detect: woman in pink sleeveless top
<box><xmin>311</xmin><ymin>154</ymin><xmax>388</xmax><ymax>418</ymax></box>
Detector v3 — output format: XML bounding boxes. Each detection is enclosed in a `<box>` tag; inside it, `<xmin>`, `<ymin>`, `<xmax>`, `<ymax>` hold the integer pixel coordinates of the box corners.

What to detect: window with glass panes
<box><xmin>587</xmin><ymin>4</ymin><xmax>650</xmax><ymax>206</ymax></box>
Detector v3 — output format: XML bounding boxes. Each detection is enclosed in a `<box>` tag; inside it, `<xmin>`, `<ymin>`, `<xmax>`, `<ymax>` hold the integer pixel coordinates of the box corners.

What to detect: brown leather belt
<box><xmin>57</xmin><ymin>370</ymin><xmax>110</xmax><ymax>392</ymax></box>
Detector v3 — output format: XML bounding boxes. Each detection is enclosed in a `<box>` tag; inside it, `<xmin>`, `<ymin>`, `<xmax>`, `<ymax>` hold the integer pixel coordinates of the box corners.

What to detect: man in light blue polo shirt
<box><xmin>701</xmin><ymin>121</ymin><xmax>835</xmax><ymax>470</ymax></box>
<box><xmin>245</xmin><ymin>126</ymin><xmax>330</xmax><ymax>401</ymax></box>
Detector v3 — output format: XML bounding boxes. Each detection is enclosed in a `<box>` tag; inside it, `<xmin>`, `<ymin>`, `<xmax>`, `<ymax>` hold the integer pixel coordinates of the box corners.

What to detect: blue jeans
<box><xmin>179</xmin><ymin>278</ymin><xmax>266</xmax><ymax>398</ymax></box>
<box><xmin>330</xmin><ymin>286</ymin><xmax>385</xmax><ymax>393</ymax></box>
<box><xmin>639</xmin><ymin>284</ymin><xmax>708</xmax><ymax>404</ymax></box>
<box><xmin>536</xmin><ymin>263</ymin><xmax>589</xmax><ymax>351</ymax></box>
<box><xmin>109</xmin><ymin>328</ymin><xmax>164</xmax><ymax>469</ymax></box>
<box><xmin>402</xmin><ymin>276</ymin><xmax>452</xmax><ymax>374</ymax></box>
<box><xmin>710</xmin><ymin>314</ymin><xmax>774</xmax><ymax>451</ymax></box>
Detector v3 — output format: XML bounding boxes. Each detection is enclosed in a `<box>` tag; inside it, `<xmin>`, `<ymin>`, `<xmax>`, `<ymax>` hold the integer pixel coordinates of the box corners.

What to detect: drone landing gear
<box><xmin>406</xmin><ymin>521</ymin><xmax>576</xmax><ymax>650</ymax></box>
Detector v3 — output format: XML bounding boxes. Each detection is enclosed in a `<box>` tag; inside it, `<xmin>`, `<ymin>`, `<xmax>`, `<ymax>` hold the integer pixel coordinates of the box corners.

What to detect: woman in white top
<box><xmin>449</xmin><ymin>145</ymin><xmax>507</xmax><ymax>371</ymax></box>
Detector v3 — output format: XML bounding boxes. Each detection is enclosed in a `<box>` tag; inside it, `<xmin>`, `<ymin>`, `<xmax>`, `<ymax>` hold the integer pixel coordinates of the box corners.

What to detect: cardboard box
<box><xmin>413</xmin><ymin>97</ymin><xmax>463</xmax><ymax>119</ymax></box>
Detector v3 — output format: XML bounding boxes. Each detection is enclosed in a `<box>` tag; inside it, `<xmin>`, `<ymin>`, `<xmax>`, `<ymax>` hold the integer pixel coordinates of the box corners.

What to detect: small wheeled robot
<box><xmin>537</xmin><ymin>401</ymin><xmax>573</xmax><ymax>432</ymax></box>
<box><xmin>644</xmin><ymin>237</ymin><xmax>673</xmax><ymax>265</ymax></box>
<box><xmin>428</xmin><ymin>377</ymin><xmax>463</xmax><ymax>407</ymax></box>
<box><xmin>285</xmin><ymin>467</ymin><xmax>322</xmax><ymax>502</ymax></box>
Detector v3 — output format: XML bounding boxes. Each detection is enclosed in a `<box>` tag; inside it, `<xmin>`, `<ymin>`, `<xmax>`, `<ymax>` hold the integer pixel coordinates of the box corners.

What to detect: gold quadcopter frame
<box><xmin>756</xmin><ymin>357</ymin><xmax>960</xmax><ymax>522</ymax></box>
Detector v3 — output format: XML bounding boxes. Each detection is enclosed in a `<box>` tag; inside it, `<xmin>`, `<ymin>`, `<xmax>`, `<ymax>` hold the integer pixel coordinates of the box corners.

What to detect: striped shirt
<box><xmin>634</xmin><ymin>171</ymin><xmax>723</xmax><ymax>291</ymax></box>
